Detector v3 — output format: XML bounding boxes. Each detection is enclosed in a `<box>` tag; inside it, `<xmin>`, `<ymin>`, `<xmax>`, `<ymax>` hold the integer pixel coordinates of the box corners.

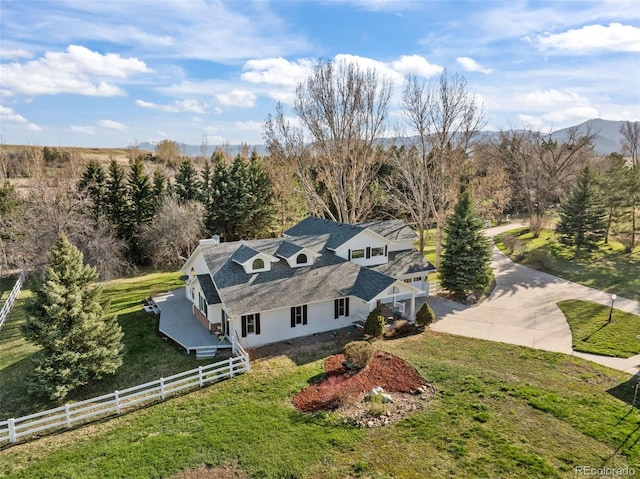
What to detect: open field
<box><xmin>558</xmin><ymin>300</ymin><xmax>640</xmax><ymax>358</ymax></box>
<box><xmin>495</xmin><ymin>228</ymin><xmax>640</xmax><ymax>301</ymax></box>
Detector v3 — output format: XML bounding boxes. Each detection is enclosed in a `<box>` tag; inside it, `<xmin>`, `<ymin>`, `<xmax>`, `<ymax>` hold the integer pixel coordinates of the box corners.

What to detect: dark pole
<box><xmin>608</xmin><ymin>294</ymin><xmax>617</xmax><ymax>323</ymax></box>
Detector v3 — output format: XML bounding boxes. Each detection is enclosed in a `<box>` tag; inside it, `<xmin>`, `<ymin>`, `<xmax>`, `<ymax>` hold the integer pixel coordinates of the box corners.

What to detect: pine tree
<box><xmin>556</xmin><ymin>165</ymin><xmax>607</xmax><ymax>258</ymax></box>
<box><xmin>127</xmin><ymin>158</ymin><xmax>156</xmax><ymax>263</ymax></box>
<box><xmin>440</xmin><ymin>189</ymin><xmax>493</xmax><ymax>300</ymax></box>
<box><xmin>22</xmin><ymin>235</ymin><xmax>124</xmax><ymax>401</ymax></box>
<box><xmin>77</xmin><ymin>160</ymin><xmax>107</xmax><ymax>218</ymax></box>
<box><xmin>105</xmin><ymin>160</ymin><xmax>131</xmax><ymax>240</ymax></box>
<box><xmin>247</xmin><ymin>151</ymin><xmax>276</xmax><ymax>238</ymax></box>
<box><xmin>174</xmin><ymin>159</ymin><xmax>201</xmax><ymax>203</ymax></box>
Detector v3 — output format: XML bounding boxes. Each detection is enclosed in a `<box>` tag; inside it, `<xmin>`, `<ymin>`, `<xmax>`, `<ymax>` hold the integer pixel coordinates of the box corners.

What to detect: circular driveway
<box><xmin>427</xmin><ymin>224</ymin><xmax>640</xmax><ymax>374</ymax></box>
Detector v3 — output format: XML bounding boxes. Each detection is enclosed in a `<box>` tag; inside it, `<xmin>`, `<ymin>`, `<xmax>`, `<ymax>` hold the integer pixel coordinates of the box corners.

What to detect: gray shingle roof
<box><xmin>358</xmin><ymin>219</ymin><xmax>417</xmax><ymax>241</ymax></box>
<box><xmin>231</xmin><ymin>244</ymin><xmax>261</xmax><ymax>264</ymax></box>
<box><xmin>371</xmin><ymin>250</ymin><xmax>436</xmax><ymax>277</ymax></box>
<box><xmin>197</xmin><ymin>274</ymin><xmax>221</xmax><ymax>305</ymax></box>
<box><xmin>199</xmin><ymin>235</ymin><xmax>398</xmax><ymax>317</ymax></box>
<box><xmin>275</xmin><ymin>240</ymin><xmax>304</xmax><ymax>259</ymax></box>
<box><xmin>284</xmin><ymin>216</ymin><xmax>365</xmax><ymax>249</ymax></box>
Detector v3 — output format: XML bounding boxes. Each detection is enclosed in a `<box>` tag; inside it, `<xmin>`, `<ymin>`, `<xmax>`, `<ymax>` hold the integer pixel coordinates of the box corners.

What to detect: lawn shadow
<box><xmin>251</xmin><ymin>327</ymin><xmax>365</xmax><ymax>366</ymax></box>
<box><xmin>582</xmin><ymin>321</ymin><xmax>611</xmax><ymax>342</ymax></box>
<box><xmin>606</xmin><ymin>372</ymin><xmax>640</xmax><ymax>408</ymax></box>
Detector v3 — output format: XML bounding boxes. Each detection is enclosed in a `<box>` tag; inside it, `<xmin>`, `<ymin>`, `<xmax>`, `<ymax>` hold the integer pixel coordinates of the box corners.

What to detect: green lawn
<box><xmin>1</xmin><ymin>331</ymin><xmax>639</xmax><ymax>477</ymax></box>
<box><xmin>0</xmin><ymin>271</ymin><xmax>221</xmax><ymax>419</ymax></box>
<box><xmin>495</xmin><ymin>228</ymin><xmax>640</xmax><ymax>301</ymax></box>
<box><xmin>0</xmin><ymin>274</ymin><xmax>18</xmax><ymax>305</ymax></box>
<box><xmin>557</xmin><ymin>300</ymin><xmax>640</xmax><ymax>358</ymax></box>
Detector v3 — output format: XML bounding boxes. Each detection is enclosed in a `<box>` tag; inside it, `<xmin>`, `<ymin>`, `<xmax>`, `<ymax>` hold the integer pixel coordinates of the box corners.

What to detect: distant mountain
<box><xmin>137</xmin><ymin>119</ymin><xmax>633</xmax><ymax>158</ymax></box>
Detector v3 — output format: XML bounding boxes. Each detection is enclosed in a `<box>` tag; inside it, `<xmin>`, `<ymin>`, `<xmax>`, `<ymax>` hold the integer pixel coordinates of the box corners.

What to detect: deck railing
<box><xmin>0</xmin><ymin>351</ymin><xmax>249</xmax><ymax>445</ymax></box>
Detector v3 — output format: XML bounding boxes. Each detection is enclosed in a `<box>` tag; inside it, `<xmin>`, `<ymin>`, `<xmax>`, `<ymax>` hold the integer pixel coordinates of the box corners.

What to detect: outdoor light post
<box><xmin>608</xmin><ymin>294</ymin><xmax>617</xmax><ymax>323</ymax></box>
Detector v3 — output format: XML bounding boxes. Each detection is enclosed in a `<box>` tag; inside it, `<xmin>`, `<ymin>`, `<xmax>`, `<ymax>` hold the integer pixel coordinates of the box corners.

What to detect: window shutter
<box><xmin>334</xmin><ymin>299</ymin><xmax>339</xmax><ymax>319</ymax></box>
<box><xmin>302</xmin><ymin>304</ymin><xmax>308</xmax><ymax>325</ymax></box>
<box><xmin>347</xmin><ymin>249</ymin><xmax>351</xmax><ymax>261</ymax></box>
<box><xmin>291</xmin><ymin>307</ymin><xmax>296</xmax><ymax>328</ymax></box>
<box><xmin>255</xmin><ymin>313</ymin><xmax>261</xmax><ymax>335</ymax></box>
<box><xmin>241</xmin><ymin>315</ymin><xmax>247</xmax><ymax>337</ymax></box>
<box><xmin>345</xmin><ymin>298</ymin><xmax>350</xmax><ymax>317</ymax></box>
<box><xmin>384</xmin><ymin>245</ymin><xmax>388</xmax><ymax>256</ymax></box>
<box><xmin>366</xmin><ymin>247</ymin><xmax>371</xmax><ymax>259</ymax></box>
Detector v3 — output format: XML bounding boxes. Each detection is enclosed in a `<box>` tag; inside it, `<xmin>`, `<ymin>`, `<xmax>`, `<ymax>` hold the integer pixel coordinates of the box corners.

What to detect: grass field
<box><xmin>557</xmin><ymin>300</ymin><xmax>640</xmax><ymax>358</ymax></box>
<box><xmin>2</xmin><ymin>272</ymin><xmax>640</xmax><ymax>478</ymax></box>
<box><xmin>495</xmin><ymin>228</ymin><xmax>640</xmax><ymax>301</ymax></box>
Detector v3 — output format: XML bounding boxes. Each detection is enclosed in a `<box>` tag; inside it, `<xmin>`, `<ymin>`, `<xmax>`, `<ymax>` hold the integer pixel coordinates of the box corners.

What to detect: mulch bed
<box><xmin>293</xmin><ymin>350</ymin><xmax>429</xmax><ymax>413</ymax></box>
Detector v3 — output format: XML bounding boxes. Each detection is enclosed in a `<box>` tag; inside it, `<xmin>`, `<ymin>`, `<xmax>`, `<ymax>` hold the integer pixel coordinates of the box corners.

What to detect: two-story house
<box><xmin>180</xmin><ymin>216</ymin><xmax>435</xmax><ymax>348</ymax></box>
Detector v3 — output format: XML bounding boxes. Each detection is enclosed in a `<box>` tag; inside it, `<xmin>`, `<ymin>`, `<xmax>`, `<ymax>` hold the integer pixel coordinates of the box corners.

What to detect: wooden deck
<box><xmin>154</xmin><ymin>289</ymin><xmax>231</xmax><ymax>354</ymax></box>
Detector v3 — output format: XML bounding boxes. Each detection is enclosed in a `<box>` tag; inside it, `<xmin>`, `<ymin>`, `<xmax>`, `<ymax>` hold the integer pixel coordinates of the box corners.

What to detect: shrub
<box><xmin>415</xmin><ymin>302</ymin><xmax>436</xmax><ymax>328</ymax></box>
<box><xmin>364</xmin><ymin>308</ymin><xmax>385</xmax><ymax>337</ymax></box>
<box><xmin>344</xmin><ymin>341</ymin><xmax>374</xmax><ymax>370</ymax></box>
<box><xmin>529</xmin><ymin>249</ymin><xmax>553</xmax><ymax>269</ymax></box>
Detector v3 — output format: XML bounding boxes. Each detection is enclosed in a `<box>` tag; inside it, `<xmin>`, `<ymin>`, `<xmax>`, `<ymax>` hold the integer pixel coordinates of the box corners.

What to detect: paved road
<box><xmin>427</xmin><ymin>224</ymin><xmax>640</xmax><ymax>375</ymax></box>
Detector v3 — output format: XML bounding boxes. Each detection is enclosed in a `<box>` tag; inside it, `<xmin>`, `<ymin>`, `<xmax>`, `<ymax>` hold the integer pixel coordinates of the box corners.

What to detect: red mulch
<box><xmin>292</xmin><ymin>351</ymin><xmax>428</xmax><ymax>413</ymax></box>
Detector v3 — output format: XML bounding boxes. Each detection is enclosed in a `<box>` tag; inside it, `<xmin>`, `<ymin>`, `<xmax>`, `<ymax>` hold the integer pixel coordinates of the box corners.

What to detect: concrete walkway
<box><xmin>428</xmin><ymin>224</ymin><xmax>640</xmax><ymax>375</ymax></box>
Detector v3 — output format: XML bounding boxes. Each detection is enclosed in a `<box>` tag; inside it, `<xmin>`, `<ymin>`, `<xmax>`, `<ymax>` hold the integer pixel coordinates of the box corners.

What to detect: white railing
<box><xmin>0</xmin><ymin>270</ymin><xmax>27</xmax><ymax>331</ymax></box>
<box><xmin>0</xmin><ymin>352</ymin><xmax>249</xmax><ymax>445</ymax></box>
<box><xmin>428</xmin><ymin>281</ymin><xmax>439</xmax><ymax>296</ymax></box>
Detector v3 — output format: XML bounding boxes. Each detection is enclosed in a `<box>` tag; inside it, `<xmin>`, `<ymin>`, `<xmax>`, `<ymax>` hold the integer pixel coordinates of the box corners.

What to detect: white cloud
<box><xmin>534</xmin><ymin>23</ymin><xmax>640</xmax><ymax>53</ymax></box>
<box><xmin>514</xmin><ymin>89</ymin><xmax>590</xmax><ymax>111</ymax></box>
<box><xmin>0</xmin><ymin>105</ymin><xmax>43</xmax><ymax>130</ymax></box>
<box><xmin>235</xmin><ymin>120</ymin><xmax>263</xmax><ymax>131</ymax></box>
<box><xmin>135</xmin><ymin>99</ymin><xmax>206</xmax><ymax>114</ymax></box>
<box><xmin>216</xmin><ymin>89</ymin><xmax>256</xmax><ymax>108</ymax></box>
<box><xmin>0</xmin><ymin>45</ymin><xmax>151</xmax><ymax>96</ymax></box>
<box><xmin>518</xmin><ymin>106</ymin><xmax>600</xmax><ymax>131</ymax></box>
<box><xmin>242</xmin><ymin>57</ymin><xmax>315</xmax><ymax>88</ymax></box>
<box><xmin>456</xmin><ymin>57</ymin><xmax>493</xmax><ymax>74</ymax></box>
<box><xmin>392</xmin><ymin>55</ymin><xmax>444</xmax><ymax>77</ymax></box>
<box><xmin>98</xmin><ymin>119</ymin><xmax>127</xmax><ymax>130</ymax></box>
<box><xmin>0</xmin><ymin>47</ymin><xmax>32</xmax><ymax>60</ymax></box>
<box><xmin>70</xmin><ymin>125</ymin><xmax>96</xmax><ymax>135</ymax></box>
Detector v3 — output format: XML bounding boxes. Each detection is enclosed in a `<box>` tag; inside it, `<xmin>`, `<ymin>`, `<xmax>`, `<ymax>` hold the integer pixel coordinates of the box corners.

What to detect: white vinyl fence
<box><xmin>0</xmin><ymin>345</ymin><xmax>249</xmax><ymax>445</ymax></box>
<box><xmin>0</xmin><ymin>270</ymin><xmax>28</xmax><ymax>331</ymax></box>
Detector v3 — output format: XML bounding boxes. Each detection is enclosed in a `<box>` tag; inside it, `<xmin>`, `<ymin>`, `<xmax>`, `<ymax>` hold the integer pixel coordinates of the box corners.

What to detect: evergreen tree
<box><xmin>22</xmin><ymin>235</ymin><xmax>124</xmax><ymax>401</ymax></box>
<box><xmin>77</xmin><ymin>160</ymin><xmax>107</xmax><ymax>218</ymax></box>
<box><xmin>246</xmin><ymin>151</ymin><xmax>276</xmax><ymax>238</ymax></box>
<box><xmin>198</xmin><ymin>159</ymin><xmax>212</xmax><ymax>204</ymax></box>
<box><xmin>174</xmin><ymin>159</ymin><xmax>201</xmax><ymax>203</ymax></box>
<box><xmin>152</xmin><ymin>169</ymin><xmax>167</xmax><ymax>206</ymax></box>
<box><xmin>440</xmin><ymin>189</ymin><xmax>493</xmax><ymax>300</ymax></box>
<box><xmin>105</xmin><ymin>160</ymin><xmax>131</xmax><ymax>240</ymax></box>
<box><xmin>227</xmin><ymin>155</ymin><xmax>254</xmax><ymax>239</ymax></box>
<box><xmin>127</xmin><ymin>158</ymin><xmax>156</xmax><ymax>263</ymax></box>
<box><xmin>204</xmin><ymin>155</ymin><xmax>231</xmax><ymax>239</ymax></box>
<box><xmin>556</xmin><ymin>165</ymin><xmax>607</xmax><ymax>258</ymax></box>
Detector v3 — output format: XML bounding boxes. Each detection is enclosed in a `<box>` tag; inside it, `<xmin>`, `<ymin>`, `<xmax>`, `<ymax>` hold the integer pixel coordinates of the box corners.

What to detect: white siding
<box><xmin>335</xmin><ymin>230</ymin><xmax>390</xmax><ymax>267</ymax></box>
<box><xmin>387</xmin><ymin>239</ymin><xmax>415</xmax><ymax>252</ymax></box>
<box><xmin>230</xmin><ymin>297</ymin><xmax>374</xmax><ymax>349</ymax></box>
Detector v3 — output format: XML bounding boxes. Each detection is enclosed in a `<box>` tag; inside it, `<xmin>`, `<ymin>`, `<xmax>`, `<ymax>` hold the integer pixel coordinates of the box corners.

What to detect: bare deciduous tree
<box><xmin>265</xmin><ymin>59</ymin><xmax>393</xmax><ymax>223</ymax></box>
<box><xmin>140</xmin><ymin>197</ymin><xmax>204</xmax><ymax>269</ymax></box>
<box><xmin>620</xmin><ymin>121</ymin><xmax>639</xmax><ymax>168</ymax></box>
<box><xmin>399</xmin><ymin>71</ymin><xmax>485</xmax><ymax>265</ymax></box>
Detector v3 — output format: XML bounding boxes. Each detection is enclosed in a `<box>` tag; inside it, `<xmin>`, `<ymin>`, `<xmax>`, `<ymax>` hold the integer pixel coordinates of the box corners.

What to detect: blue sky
<box><xmin>1</xmin><ymin>0</ymin><xmax>639</xmax><ymax>148</ymax></box>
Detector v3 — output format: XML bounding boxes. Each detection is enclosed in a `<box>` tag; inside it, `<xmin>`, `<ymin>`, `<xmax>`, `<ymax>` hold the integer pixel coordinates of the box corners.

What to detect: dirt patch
<box><xmin>293</xmin><ymin>350</ymin><xmax>435</xmax><ymax>427</ymax></box>
<box><xmin>171</xmin><ymin>461</ymin><xmax>249</xmax><ymax>479</ymax></box>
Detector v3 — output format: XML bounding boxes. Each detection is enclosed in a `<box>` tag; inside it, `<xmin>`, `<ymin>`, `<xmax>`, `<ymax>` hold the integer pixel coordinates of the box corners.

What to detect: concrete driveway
<box><xmin>428</xmin><ymin>224</ymin><xmax>640</xmax><ymax>374</ymax></box>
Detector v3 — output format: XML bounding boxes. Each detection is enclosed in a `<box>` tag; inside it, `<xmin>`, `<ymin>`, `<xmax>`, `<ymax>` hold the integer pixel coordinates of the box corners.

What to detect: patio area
<box><xmin>154</xmin><ymin>289</ymin><xmax>231</xmax><ymax>356</ymax></box>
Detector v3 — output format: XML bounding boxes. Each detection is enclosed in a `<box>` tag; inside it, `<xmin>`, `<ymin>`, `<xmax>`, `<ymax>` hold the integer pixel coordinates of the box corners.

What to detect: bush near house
<box><xmin>415</xmin><ymin>302</ymin><xmax>436</xmax><ymax>328</ymax></box>
<box><xmin>343</xmin><ymin>341</ymin><xmax>374</xmax><ymax>370</ymax></box>
<box><xmin>364</xmin><ymin>308</ymin><xmax>385</xmax><ymax>337</ymax></box>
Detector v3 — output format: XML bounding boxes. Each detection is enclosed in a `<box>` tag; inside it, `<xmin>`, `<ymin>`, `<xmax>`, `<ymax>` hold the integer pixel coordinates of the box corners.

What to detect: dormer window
<box><xmin>252</xmin><ymin>258</ymin><xmax>265</xmax><ymax>270</ymax></box>
<box><xmin>296</xmin><ymin>253</ymin><xmax>308</xmax><ymax>265</ymax></box>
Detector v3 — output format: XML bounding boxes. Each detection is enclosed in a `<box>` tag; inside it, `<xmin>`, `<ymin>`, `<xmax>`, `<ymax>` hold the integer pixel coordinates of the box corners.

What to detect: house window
<box><xmin>351</xmin><ymin>249</ymin><xmax>365</xmax><ymax>259</ymax></box>
<box><xmin>252</xmin><ymin>258</ymin><xmax>265</xmax><ymax>270</ymax></box>
<box><xmin>199</xmin><ymin>293</ymin><xmax>208</xmax><ymax>317</ymax></box>
<box><xmin>334</xmin><ymin>297</ymin><xmax>350</xmax><ymax>319</ymax></box>
<box><xmin>291</xmin><ymin>305</ymin><xmax>308</xmax><ymax>327</ymax></box>
<box><xmin>389</xmin><ymin>286</ymin><xmax>400</xmax><ymax>294</ymax></box>
<box><xmin>371</xmin><ymin>246</ymin><xmax>385</xmax><ymax>257</ymax></box>
<box><xmin>241</xmin><ymin>313</ymin><xmax>261</xmax><ymax>337</ymax></box>
<box><xmin>296</xmin><ymin>253</ymin><xmax>308</xmax><ymax>265</ymax></box>
<box><xmin>403</xmin><ymin>278</ymin><xmax>413</xmax><ymax>284</ymax></box>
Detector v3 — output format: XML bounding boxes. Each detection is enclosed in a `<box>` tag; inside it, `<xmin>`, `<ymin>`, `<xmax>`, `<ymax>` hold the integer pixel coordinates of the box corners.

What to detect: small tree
<box><xmin>440</xmin><ymin>189</ymin><xmax>494</xmax><ymax>300</ymax></box>
<box><xmin>22</xmin><ymin>235</ymin><xmax>124</xmax><ymax>401</ymax></box>
<box><xmin>364</xmin><ymin>308</ymin><xmax>385</xmax><ymax>338</ymax></box>
<box><xmin>415</xmin><ymin>302</ymin><xmax>436</xmax><ymax>328</ymax></box>
<box><xmin>556</xmin><ymin>165</ymin><xmax>607</xmax><ymax>258</ymax></box>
